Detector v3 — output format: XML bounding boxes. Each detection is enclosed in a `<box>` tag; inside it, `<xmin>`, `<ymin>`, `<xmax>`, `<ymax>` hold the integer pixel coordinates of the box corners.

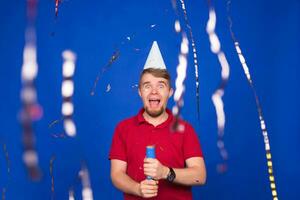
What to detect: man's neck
<box><xmin>143</xmin><ymin>110</ymin><xmax>169</xmax><ymax>127</ymax></box>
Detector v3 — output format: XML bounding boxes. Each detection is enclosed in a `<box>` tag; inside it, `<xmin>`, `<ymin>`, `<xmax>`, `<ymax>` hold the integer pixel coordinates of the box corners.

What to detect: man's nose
<box><xmin>150</xmin><ymin>87</ymin><xmax>158</xmax><ymax>94</ymax></box>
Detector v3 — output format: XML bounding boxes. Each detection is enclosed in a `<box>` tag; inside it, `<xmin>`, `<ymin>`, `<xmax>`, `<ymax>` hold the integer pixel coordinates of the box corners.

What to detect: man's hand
<box><xmin>138</xmin><ymin>179</ymin><xmax>158</xmax><ymax>198</ymax></box>
<box><xmin>143</xmin><ymin>158</ymin><xmax>169</xmax><ymax>180</ymax></box>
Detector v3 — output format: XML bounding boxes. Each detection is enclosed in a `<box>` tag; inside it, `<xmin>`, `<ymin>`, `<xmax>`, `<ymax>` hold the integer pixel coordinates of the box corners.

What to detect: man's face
<box><xmin>139</xmin><ymin>73</ymin><xmax>173</xmax><ymax>118</ymax></box>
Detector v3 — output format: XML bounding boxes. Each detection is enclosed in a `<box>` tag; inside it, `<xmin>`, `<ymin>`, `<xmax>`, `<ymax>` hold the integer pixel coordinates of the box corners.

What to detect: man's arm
<box><xmin>144</xmin><ymin>157</ymin><xmax>206</xmax><ymax>185</ymax></box>
<box><xmin>111</xmin><ymin>159</ymin><xmax>158</xmax><ymax>198</ymax></box>
<box><xmin>172</xmin><ymin>157</ymin><xmax>206</xmax><ymax>185</ymax></box>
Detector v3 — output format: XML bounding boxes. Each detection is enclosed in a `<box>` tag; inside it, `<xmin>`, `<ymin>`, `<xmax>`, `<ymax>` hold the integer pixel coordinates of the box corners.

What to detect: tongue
<box><xmin>149</xmin><ymin>100</ymin><xmax>159</xmax><ymax>108</ymax></box>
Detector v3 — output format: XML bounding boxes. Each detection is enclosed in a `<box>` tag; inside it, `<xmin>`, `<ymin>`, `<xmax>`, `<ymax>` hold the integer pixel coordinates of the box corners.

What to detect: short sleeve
<box><xmin>109</xmin><ymin>123</ymin><xmax>127</xmax><ymax>162</ymax></box>
<box><xmin>183</xmin><ymin>123</ymin><xmax>203</xmax><ymax>160</ymax></box>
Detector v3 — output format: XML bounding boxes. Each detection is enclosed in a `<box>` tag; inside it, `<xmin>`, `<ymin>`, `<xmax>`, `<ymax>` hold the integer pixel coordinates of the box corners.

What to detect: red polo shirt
<box><xmin>109</xmin><ymin>109</ymin><xmax>203</xmax><ymax>200</ymax></box>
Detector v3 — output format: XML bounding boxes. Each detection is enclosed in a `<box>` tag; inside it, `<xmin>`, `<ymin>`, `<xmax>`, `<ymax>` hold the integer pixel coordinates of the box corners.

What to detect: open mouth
<box><xmin>149</xmin><ymin>98</ymin><xmax>160</xmax><ymax>107</ymax></box>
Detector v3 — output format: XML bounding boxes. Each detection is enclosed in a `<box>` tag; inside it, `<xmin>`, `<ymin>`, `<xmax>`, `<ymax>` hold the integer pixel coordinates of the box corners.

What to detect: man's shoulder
<box><xmin>175</xmin><ymin>118</ymin><xmax>195</xmax><ymax>133</ymax></box>
<box><xmin>176</xmin><ymin>117</ymin><xmax>192</xmax><ymax>126</ymax></box>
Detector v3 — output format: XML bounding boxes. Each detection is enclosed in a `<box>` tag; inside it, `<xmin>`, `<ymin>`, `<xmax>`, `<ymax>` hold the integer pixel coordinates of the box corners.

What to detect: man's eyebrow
<box><xmin>158</xmin><ymin>80</ymin><xmax>168</xmax><ymax>85</ymax></box>
<box><xmin>142</xmin><ymin>81</ymin><xmax>150</xmax><ymax>86</ymax></box>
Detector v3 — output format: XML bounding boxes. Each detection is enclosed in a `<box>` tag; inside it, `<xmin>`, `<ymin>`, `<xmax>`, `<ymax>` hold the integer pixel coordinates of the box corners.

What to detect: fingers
<box><xmin>144</xmin><ymin>169</ymin><xmax>156</xmax><ymax>179</ymax></box>
<box><xmin>139</xmin><ymin>179</ymin><xmax>158</xmax><ymax>198</ymax></box>
<box><xmin>144</xmin><ymin>158</ymin><xmax>158</xmax><ymax>172</ymax></box>
<box><xmin>141</xmin><ymin>180</ymin><xmax>158</xmax><ymax>188</ymax></box>
<box><xmin>144</xmin><ymin>158</ymin><xmax>164</xmax><ymax>180</ymax></box>
<box><xmin>144</xmin><ymin>158</ymin><xmax>157</xmax><ymax>164</ymax></box>
<box><xmin>144</xmin><ymin>167</ymin><xmax>157</xmax><ymax>179</ymax></box>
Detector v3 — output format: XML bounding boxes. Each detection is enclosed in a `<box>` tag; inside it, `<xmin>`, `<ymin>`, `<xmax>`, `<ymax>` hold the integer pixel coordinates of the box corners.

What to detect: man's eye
<box><xmin>144</xmin><ymin>85</ymin><xmax>151</xmax><ymax>89</ymax></box>
<box><xmin>158</xmin><ymin>84</ymin><xmax>165</xmax><ymax>89</ymax></box>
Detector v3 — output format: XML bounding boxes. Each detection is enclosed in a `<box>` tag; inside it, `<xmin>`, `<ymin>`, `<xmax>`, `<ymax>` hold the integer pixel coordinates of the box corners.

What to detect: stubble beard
<box><xmin>145</xmin><ymin>106</ymin><xmax>165</xmax><ymax>118</ymax></box>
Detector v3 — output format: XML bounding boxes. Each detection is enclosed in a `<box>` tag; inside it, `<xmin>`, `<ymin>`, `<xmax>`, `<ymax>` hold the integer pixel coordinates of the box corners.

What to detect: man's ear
<box><xmin>138</xmin><ymin>88</ymin><xmax>142</xmax><ymax>97</ymax></box>
<box><xmin>168</xmin><ymin>88</ymin><xmax>174</xmax><ymax>98</ymax></box>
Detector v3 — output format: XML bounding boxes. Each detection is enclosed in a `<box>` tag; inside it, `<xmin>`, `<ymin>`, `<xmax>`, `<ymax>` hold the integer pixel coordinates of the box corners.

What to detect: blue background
<box><xmin>0</xmin><ymin>0</ymin><xmax>299</xmax><ymax>199</ymax></box>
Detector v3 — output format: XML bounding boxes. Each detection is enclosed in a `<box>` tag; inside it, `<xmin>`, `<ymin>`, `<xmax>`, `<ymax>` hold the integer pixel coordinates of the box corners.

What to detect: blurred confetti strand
<box><xmin>206</xmin><ymin>3</ymin><xmax>230</xmax><ymax>173</ymax></box>
<box><xmin>1</xmin><ymin>142</ymin><xmax>11</xmax><ymax>200</ymax></box>
<box><xmin>27</xmin><ymin>0</ymin><xmax>37</xmax><ymax>22</ymax></box>
<box><xmin>49</xmin><ymin>155</ymin><xmax>56</xmax><ymax>200</ymax></box>
<box><xmin>55</xmin><ymin>0</ymin><xmax>62</xmax><ymax>18</ymax></box>
<box><xmin>170</xmin><ymin>6</ymin><xmax>189</xmax><ymax>131</ymax></box>
<box><xmin>79</xmin><ymin>163</ymin><xmax>94</xmax><ymax>200</ymax></box>
<box><xmin>51</xmin><ymin>0</ymin><xmax>62</xmax><ymax>36</ymax></box>
<box><xmin>226</xmin><ymin>1</ymin><xmax>279</xmax><ymax>199</ymax></box>
<box><xmin>61</xmin><ymin>50</ymin><xmax>77</xmax><ymax>137</ymax></box>
<box><xmin>20</xmin><ymin>0</ymin><xmax>42</xmax><ymax>180</ymax></box>
<box><xmin>69</xmin><ymin>188</ymin><xmax>75</xmax><ymax>200</ymax></box>
<box><xmin>106</xmin><ymin>84</ymin><xmax>111</xmax><ymax>92</ymax></box>
<box><xmin>2</xmin><ymin>143</ymin><xmax>11</xmax><ymax>176</ymax></box>
<box><xmin>172</xmin><ymin>33</ymin><xmax>189</xmax><ymax>131</ymax></box>
<box><xmin>177</xmin><ymin>0</ymin><xmax>201</xmax><ymax>120</ymax></box>
<box><xmin>90</xmin><ymin>50</ymin><xmax>120</xmax><ymax>96</ymax></box>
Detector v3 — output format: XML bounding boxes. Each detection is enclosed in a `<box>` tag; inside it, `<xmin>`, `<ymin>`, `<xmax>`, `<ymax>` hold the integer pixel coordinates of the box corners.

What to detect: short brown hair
<box><xmin>139</xmin><ymin>68</ymin><xmax>171</xmax><ymax>88</ymax></box>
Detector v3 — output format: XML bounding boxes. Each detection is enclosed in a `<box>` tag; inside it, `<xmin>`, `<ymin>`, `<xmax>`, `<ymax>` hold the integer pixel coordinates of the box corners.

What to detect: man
<box><xmin>109</xmin><ymin>41</ymin><xmax>206</xmax><ymax>199</ymax></box>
